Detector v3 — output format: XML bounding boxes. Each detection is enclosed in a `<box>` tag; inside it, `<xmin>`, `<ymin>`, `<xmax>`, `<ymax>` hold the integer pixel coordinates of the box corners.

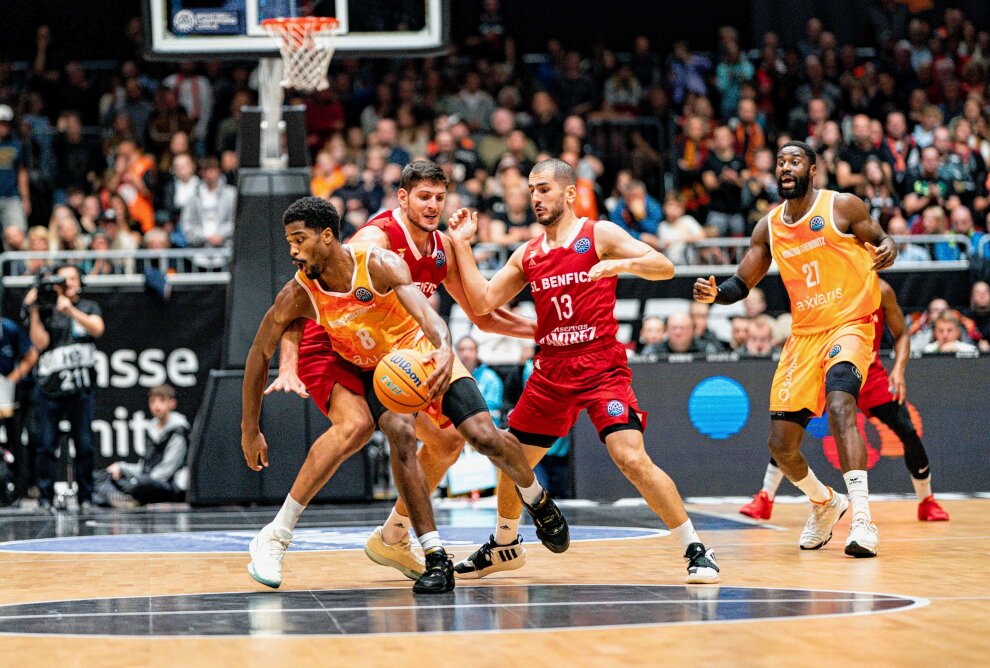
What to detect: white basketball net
<box><xmin>261</xmin><ymin>18</ymin><xmax>339</xmax><ymax>92</ymax></box>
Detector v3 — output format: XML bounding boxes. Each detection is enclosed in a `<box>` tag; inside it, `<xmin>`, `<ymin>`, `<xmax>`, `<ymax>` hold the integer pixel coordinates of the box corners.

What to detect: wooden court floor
<box><xmin>0</xmin><ymin>499</ymin><xmax>987</xmax><ymax>667</ymax></box>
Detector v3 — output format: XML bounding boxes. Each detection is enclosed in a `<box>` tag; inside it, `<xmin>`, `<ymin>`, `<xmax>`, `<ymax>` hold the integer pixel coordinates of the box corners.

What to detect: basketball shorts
<box><xmin>769</xmin><ymin>317</ymin><xmax>874</xmax><ymax>416</ymax></box>
<box><xmin>508</xmin><ymin>337</ymin><xmax>648</xmax><ymax>442</ymax></box>
<box><xmin>297</xmin><ymin>347</ymin><xmax>365</xmax><ymax>417</ymax></box>
<box><xmin>858</xmin><ymin>358</ymin><xmax>896</xmax><ymax>414</ymax></box>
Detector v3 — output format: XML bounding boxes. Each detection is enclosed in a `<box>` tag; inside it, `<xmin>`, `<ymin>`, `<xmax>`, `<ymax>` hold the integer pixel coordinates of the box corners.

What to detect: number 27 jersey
<box><xmin>523</xmin><ymin>218</ymin><xmax>617</xmax><ymax>349</ymax></box>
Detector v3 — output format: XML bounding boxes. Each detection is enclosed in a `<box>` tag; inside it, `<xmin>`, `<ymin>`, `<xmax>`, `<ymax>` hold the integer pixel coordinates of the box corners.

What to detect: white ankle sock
<box><xmin>381</xmin><ymin>508</ymin><xmax>411</xmax><ymax>545</ymax></box>
<box><xmin>494</xmin><ymin>514</ymin><xmax>521</xmax><ymax>545</ymax></box>
<box><xmin>670</xmin><ymin>519</ymin><xmax>701</xmax><ymax>550</ymax></box>
<box><xmin>844</xmin><ymin>470</ymin><xmax>871</xmax><ymax>520</ymax></box>
<box><xmin>794</xmin><ymin>469</ymin><xmax>831</xmax><ymax>504</ymax></box>
<box><xmin>272</xmin><ymin>495</ymin><xmax>305</xmax><ymax>536</ymax></box>
<box><xmin>762</xmin><ymin>463</ymin><xmax>785</xmax><ymax>499</ymax></box>
<box><xmin>912</xmin><ymin>474</ymin><xmax>932</xmax><ymax>503</ymax></box>
<box><xmin>418</xmin><ymin>531</ymin><xmax>443</xmax><ymax>554</ymax></box>
<box><xmin>517</xmin><ymin>477</ymin><xmax>544</xmax><ymax>505</ymax></box>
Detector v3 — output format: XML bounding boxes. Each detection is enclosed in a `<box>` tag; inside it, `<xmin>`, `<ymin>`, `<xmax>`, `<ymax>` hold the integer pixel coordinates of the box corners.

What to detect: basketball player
<box><xmin>739</xmin><ymin>279</ymin><xmax>949</xmax><ymax>522</ymax></box>
<box><xmin>694</xmin><ymin>141</ymin><xmax>896</xmax><ymax>558</ymax></box>
<box><xmin>242</xmin><ymin>197</ymin><xmax>568</xmax><ymax>594</ymax></box>
<box><xmin>267</xmin><ymin>161</ymin><xmax>537</xmax><ymax>579</ymax></box>
<box><xmin>446</xmin><ymin>158</ymin><xmax>720</xmax><ymax>584</ymax></box>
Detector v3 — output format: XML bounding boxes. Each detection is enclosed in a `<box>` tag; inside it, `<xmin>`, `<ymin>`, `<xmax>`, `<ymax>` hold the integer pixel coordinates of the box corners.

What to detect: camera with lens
<box><xmin>35</xmin><ymin>273</ymin><xmax>67</xmax><ymax>318</ymax></box>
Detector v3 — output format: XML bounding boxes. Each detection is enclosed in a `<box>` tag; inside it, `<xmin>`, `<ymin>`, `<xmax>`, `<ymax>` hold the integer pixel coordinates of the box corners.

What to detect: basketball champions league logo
<box><xmin>810</xmin><ymin>216</ymin><xmax>825</xmax><ymax>232</ymax></box>
<box><xmin>354</xmin><ymin>288</ymin><xmax>373</xmax><ymax>302</ymax></box>
<box><xmin>435</xmin><ymin>250</ymin><xmax>446</xmax><ymax>268</ymax></box>
<box><xmin>574</xmin><ymin>237</ymin><xmax>591</xmax><ymax>254</ymax></box>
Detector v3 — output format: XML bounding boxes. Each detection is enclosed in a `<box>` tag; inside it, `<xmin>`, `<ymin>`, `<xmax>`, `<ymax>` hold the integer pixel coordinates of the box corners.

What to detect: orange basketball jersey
<box><xmin>768</xmin><ymin>189</ymin><xmax>880</xmax><ymax>335</ymax></box>
<box><xmin>294</xmin><ymin>243</ymin><xmax>422</xmax><ymax>369</ymax></box>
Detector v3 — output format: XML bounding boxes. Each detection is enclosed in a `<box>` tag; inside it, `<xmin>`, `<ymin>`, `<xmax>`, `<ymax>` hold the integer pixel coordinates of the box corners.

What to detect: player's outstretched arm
<box><xmin>241</xmin><ymin>281</ymin><xmax>314</xmax><ymax>471</ymax></box>
<box><xmin>879</xmin><ymin>279</ymin><xmax>910</xmax><ymax>403</ymax></box>
<box><xmin>441</xmin><ymin>235</ymin><xmax>536</xmax><ymax>339</ymax></box>
<box><xmin>835</xmin><ymin>192</ymin><xmax>897</xmax><ymax>271</ymax></box>
<box><xmin>446</xmin><ymin>207</ymin><xmax>529</xmax><ymax>316</ymax></box>
<box><xmin>589</xmin><ymin>220</ymin><xmax>675</xmax><ymax>281</ymax></box>
<box><xmin>693</xmin><ymin>217</ymin><xmax>773</xmax><ymax>304</ymax></box>
<box><xmin>266</xmin><ymin>319</ymin><xmax>309</xmax><ymax>398</ymax></box>
<box><xmin>369</xmin><ymin>248</ymin><xmax>454</xmax><ymax>401</ymax></box>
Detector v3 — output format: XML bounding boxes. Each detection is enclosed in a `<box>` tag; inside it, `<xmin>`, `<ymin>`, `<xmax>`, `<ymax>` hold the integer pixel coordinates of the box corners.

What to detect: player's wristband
<box><xmin>714</xmin><ymin>275</ymin><xmax>749</xmax><ymax>305</ymax></box>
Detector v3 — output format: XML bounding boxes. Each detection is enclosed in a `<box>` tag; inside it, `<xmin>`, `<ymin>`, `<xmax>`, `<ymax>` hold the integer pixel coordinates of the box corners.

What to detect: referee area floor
<box><xmin>0</xmin><ymin>496</ymin><xmax>987</xmax><ymax>666</ymax></box>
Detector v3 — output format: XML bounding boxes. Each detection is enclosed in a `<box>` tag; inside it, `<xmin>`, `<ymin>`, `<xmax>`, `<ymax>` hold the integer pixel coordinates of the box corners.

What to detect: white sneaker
<box><xmin>248</xmin><ymin>523</ymin><xmax>292</xmax><ymax>589</ymax></box>
<box><xmin>684</xmin><ymin>542</ymin><xmax>720</xmax><ymax>584</ymax></box>
<box><xmin>364</xmin><ymin>526</ymin><xmax>425</xmax><ymax>580</ymax></box>
<box><xmin>799</xmin><ymin>489</ymin><xmax>849</xmax><ymax>550</ymax></box>
<box><xmin>845</xmin><ymin>516</ymin><xmax>879</xmax><ymax>558</ymax></box>
<box><xmin>453</xmin><ymin>534</ymin><xmax>527</xmax><ymax>579</ymax></box>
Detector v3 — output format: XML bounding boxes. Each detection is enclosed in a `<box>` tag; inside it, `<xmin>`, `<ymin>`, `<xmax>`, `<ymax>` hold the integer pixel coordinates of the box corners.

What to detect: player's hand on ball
<box><xmin>693</xmin><ymin>276</ymin><xmax>718</xmax><ymax>303</ymax></box>
<box><xmin>241</xmin><ymin>430</ymin><xmax>269</xmax><ymax>471</ymax></box>
<box><xmin>265</xmin><ymin>371</ymin><xmax>309</xmax><ymax>398</ymax></box>
<box><xmin>423</xmin><ymin>346</ymin><xmax>454</xmax><ymax>402</ymax></box>
<box><xmin>588</xmin><ymin>260</ymin><xmax>620</xmax><ymax>281</ymax></box>
<box><xmin>447</xmin><ymin>208</ymin><xmax>478</xmax><ymax>243</ymax></box>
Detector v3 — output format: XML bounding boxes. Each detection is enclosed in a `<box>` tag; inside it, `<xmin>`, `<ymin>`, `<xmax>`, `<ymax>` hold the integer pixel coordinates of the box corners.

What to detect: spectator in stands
<box><xmin>729</xmin><ymin>315</ymin><xmax>750</xmax><ymax>352</ymax></box>
<box><xmin>602</xmin><ymin>65</ymin><xmax>643</xmax><ymax>116</ymax></box>
<box><xmin>902</xmin><ymin>146</ymin><xmax>946</xmax><ymax>216</ymax></box>
<box><xmin>922</xmin><ymin>311</ymin><xmax>977</xmax><ymax>353</ymax></box>
<box><xmin>527</xmin><ymin>91</ymin><xmax>564</xmax><ymax>154</ymax></box>
<box><xmin>666</xmin><ymin>40</ymin><xmax>710</xmax><ymax>106</ymax></box>
<box><xmin>949</xmin><ymin>206</ymin><xmax>984</xmax><ymax>254</ymax></box>
<box><xmin>966</xmin><ymin>281</ymin><xmax>990</xmax><ymax>352</ymax></box>
<box><xmin>658</xmin><ymin>193</ymin><xmax>706</xmax><ymax>265</ymax></box>
<box><xmin>48</xmin><ymin>205</ymin><xmax>86</xmax><ymax>252</ymax></box>
<box><xmin>163</xmin><ymin>62</ymin><xmax>212</xmax><ymax>156</ymax></box>
<box><xmin>887</xmin><ymin>215</ymin><xmax>930</xmax><ymax>262</ymax></box>
<box><xmin>742</xmin><ymin>147</ymin><xmax>777</xmax><ymax>235</ymax></box>
<box><xmin>655</xmin><ymin>312</ymin><xmax>721</xmax><ymax>355</ymax></box>
<box><xmin>743</xmin><ymin>286</ymin><xmax>768</xmax><ymax>318</ymax></box>
<box><xmin>479</xmin><ymin>108</ymin><xmax>526</xmax><ymax>173</ymax></box>
<box><xmin>610</xmin><ymin>179</ymin><xmax>661</xmax><ymax>249</ymax></box>
<box><xmin>456</xmin><ymin>336</ymin><xmax>504</xmax><ymax>424</ymax></box>
<box><xmin>0</xmin><ymin>105</ymin><xmax>29</xmax><ymax>233</ymax></box>
<box><xmin>837</xmin><ymin>114</ymin><xmax>893</xmax><ymax>193</ymax></box>
<box><xmin>638</xmin><ymin>316</ymin><xmax>665</xmax><ymax>355</ymax></box>
<box><xmin>731</xmin><ymin>98</ymin><xmax>766</xmax><ymax>171</ymax></box>
<box><xmin>555</xmin><ymin>51</ymin><xmax>597</xmax><ymax>117</ymax></box>
<box><xmin>919</xmin><ymin>206</ymin><xmax>960</xmax><ymax>261</ymax></box>
<box><xmin>373</xmin><ymin>118</ymin><xmax>411</xmax><ymax>168</ymax></box>
<box><xmin>179</xmin><ymin>157</ymin><xmax>236</xmax><ymax>257</ymax></box>
<box><xmin>702</xmin><ymin>125</ymin><xmax>747</xmax><ymax>237</ymax></box>
<box><xmin>743</xmin><ymin>315</ymin><xmax>778</xmax><ymax>357</ymax></box>
<box><xmin>715</xmin><ymin>41</ymin><xmax>754</xmax><ymax>120</ymax></box>
<box><xmin>96</xmin><ymin>384</ymin><xmax>189</xmax><ymax>507</ymax></box>
<box><xmin>156</xmin><ymin>152</ymin><xmax>198</xmax><ymax>232</ymax></box>
<box><xmin>146</xmin><ymin>88</ymin><xmax>194</xmax><ymax>160</ymax></box>
<box><xmin>113</xmin><ymin>140</ymin><xmax>156</xmax><ymax>234</ymax></box>
<box><xmin>690</xmin><ymin>302</ymin><xmax>727</xmax><ymax>351</ymax></box>
<box><xmin>52</xmin><ymin>112</ymin><xmax>102</xmax><ymax>203</ymax></box>
<box><xmin>84</xmin><ymin>232</ymin><xmax>118</xmax><ymax>277</ymax></box>
<box><xmin>24</xmin><ymin>225</ymin><xmax>50</xmax><ymax>276</ymax></box>
<box><xmin>911</xmin><ymin>104</ymin><xmax>942</xmax><ymax>149</ymax></box>
<box><xmin>486</xmin><ymin>182</ymin><xmax>537</xmax><ymax>245</ymax></box>
<box><xmin>883</xmin><ymin>111</ymin><xmax>916</xmax><ymax>188</ymax></box>
<box><xmin>2</xmin><ymin>225</ymin><xmax>26</xmax><ymax>275</ymax></box>
<box><xmin>860</xmin><ymin>157</ymin><xmax>902</xmax><ymax>227</ymax></box>
<box><xmin>447</xmin><ymin>71</ymin><xmax>497</xmax><ymax>135</ymax></box>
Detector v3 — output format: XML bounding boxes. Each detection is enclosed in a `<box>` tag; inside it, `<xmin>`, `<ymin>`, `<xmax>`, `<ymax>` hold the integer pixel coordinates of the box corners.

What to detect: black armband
<box><xmin>714</xmin><ymin>275</ymin><xmax>749</xmax><ymax>305</ymax></box>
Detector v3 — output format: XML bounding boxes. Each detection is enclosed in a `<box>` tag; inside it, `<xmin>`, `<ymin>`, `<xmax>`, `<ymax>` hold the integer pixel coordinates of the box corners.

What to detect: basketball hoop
<box><xmin>261</xmin><ymin>17</ymin><xmax>339</xmax><ymax>92</ymax></box>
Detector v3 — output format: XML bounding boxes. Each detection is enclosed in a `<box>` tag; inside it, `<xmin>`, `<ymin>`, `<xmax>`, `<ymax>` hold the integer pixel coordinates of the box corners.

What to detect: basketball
<box><xmin>373</xmin><ymin>348</ymin><xmax>435</xmax><ymax>413</ymax></box>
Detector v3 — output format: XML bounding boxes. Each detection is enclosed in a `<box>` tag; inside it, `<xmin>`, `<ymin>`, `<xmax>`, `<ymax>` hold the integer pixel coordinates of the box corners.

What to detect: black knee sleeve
<box><xmin>825</xmin><ymin>362</ymin><xmax>862</xmax><ymax>400</ymax></box>
<box><xmin>770</xmin><ymin>408</ymin><xmax>814</xmax><ymax>428</ymax></box>
<box><xmin>869</xmin><ymin>401</ymin><xmax>930</xmax><ymax>479</ymax></box>
<box><xmin>508</xmin><ymin>427</ymin><xmax>559</xmax><ymax>448</ymax></box>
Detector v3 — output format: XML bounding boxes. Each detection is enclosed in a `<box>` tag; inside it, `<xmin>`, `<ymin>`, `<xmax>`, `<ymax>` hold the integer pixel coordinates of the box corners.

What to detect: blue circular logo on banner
<box><xmin>688</xmin><ymin>376</ymin><xmax>750</xmax><ymax>439</ymax></box>
<box><xmin>806</xmin><ymin>412</ymin><xmax>830</xmax><ymax>438</ymax></box>
<box><xmin>810</xmin><ymin>216</ymin><xmax>825</xmax><ymax>231</ymax></box>
<box><xmin>574</xmin><ymin>237</ymin><xmax>591</xmax><ymax>254</ymax></box>
<box><xmin>606</xmin><ymin>400</ymin><xmax>625</xmax><ymax>417</ymax></box>
<box><xmin>828</xmin><ymin>344</ymin><xmax>842</xmax><ymax>358</ymax></box>
<box><xmin>354</xmin><ymin>287</ymin><xmax>373</xmax><ymax>302</ymax></box>
<box><xmin>436</xmin><ymin>250</ymin><xmax>446</xmax><ymax>268</ymax></box>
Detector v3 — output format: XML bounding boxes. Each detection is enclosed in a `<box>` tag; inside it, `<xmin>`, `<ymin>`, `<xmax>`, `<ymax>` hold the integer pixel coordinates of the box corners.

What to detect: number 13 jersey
<box><xmin>768</xmin><ymin>189</ymin><xmax>880</xmax><ymax>335</ymax></box>
<box><xmin>523</xmin><ymin>218</ymin><xmax>618</xmax><ymax>349</ymax></box>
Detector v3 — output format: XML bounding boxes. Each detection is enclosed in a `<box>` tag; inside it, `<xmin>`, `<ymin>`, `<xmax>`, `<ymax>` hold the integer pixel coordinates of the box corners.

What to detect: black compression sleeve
<box><xmin>714</xmin><ymin>275</ymin><xmax>750</xmax><ymax>305</ymax></box>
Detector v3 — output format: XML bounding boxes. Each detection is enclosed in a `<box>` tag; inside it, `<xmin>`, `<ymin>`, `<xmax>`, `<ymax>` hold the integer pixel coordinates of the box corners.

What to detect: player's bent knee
<box><xmin>825</xmin><ymin>362</ymin><xmax>862</xmax><ymax>401</ymax></box>
<box><xmin>607</xmin><ymin>441</ymin><xmax>648</xmax><ymax>478</ymax></box>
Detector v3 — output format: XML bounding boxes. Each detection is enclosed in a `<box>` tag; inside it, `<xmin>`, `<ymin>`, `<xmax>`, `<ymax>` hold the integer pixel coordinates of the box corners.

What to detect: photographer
<box><xmin>23</xmin><ymin>264</ymin><xmax>104</xmax><ymax>511</ymax></box>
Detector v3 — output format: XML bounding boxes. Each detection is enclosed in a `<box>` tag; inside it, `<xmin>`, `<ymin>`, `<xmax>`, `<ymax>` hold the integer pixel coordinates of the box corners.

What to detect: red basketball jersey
<box><xmin>523</xmin><ymin>218</ymin><xmax>617</xmax><ymax>348</ymax></box>
<box><xmin>366</xmin><ymin>208</ymin><xmax>448</xmax><ymax>298</ymax></box>
<box><xmin>870</xmin><ymin>305</ymin><xmax>885</xmax><ymax>361</ymax></box>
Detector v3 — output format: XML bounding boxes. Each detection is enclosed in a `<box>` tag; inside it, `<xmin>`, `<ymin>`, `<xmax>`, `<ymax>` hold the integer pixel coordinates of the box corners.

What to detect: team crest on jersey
<box><xmin>354</xmin><ymin>287</ymin><xmax>373</xmax><ymax>302</ymax></box>
<box><xmin>828</xmin><ymin>344</ymin><xmax>842</xmax><ymax>358</ymax></box>
<box><xmin>606</xmin><ymin>400</ymin><xmax>625</xmax><ymax>417</ymax></box>
<box><xmin>435</xmin><ymin>250</ymin><xmax>446</xmax><ymax>268</ymax></box>
<box><xmin>396</xmin><ymin>248</ymin><xmax>406</xmax><ymax>258</ymax></box>
<box><xmin>574</xmin><ymin>237</ymin><xmax>592</xmax><ymax>254</ymax></box>
<box><xmin>809</xmin><ymin>216</ymin><xmax>825</xmax><ymax>232</ymax></box>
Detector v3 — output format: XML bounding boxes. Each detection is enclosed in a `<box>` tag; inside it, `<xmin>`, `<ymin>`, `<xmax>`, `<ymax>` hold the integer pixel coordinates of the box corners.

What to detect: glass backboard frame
<box><xmin>142</xmin><ymin>0</ymin><xmax>449</xmax><ymax>60</ymax></box>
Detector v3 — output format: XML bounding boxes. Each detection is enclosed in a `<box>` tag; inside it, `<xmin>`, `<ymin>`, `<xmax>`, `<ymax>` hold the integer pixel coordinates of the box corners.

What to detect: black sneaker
<box><xmin>684</xmin><ymin>542</ymin><xmax>720</xmax><ymax>584</ymax></box>
<box><xmin>519</xmin><ymin>490</ymin><xmax>570</xmax><ymax>553</ymax></box>
<box><xmin>454</xmin><ymin>534</ymin><xmax>527</xmax><ymax>579</ymax></box>
<box><xmin>413</xmin><ymin>548</ymin><xmax>455</xmax><ymax>594</ymax></box>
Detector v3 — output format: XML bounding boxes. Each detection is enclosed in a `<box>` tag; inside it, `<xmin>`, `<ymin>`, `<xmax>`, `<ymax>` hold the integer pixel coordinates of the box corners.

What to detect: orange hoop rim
<box><xmin>261</xmin><ymin>17</ymin><xmax>340</xmax><ymax>33</ymax></box>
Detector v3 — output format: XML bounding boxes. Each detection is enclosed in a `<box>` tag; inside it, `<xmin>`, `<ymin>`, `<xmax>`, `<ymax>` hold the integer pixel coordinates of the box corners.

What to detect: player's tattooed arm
<box><xmin>241</xmin><ymin>281</ymin><xmax>314</xmax><ymax>471</ymax></box>
<box><xmin>267</xmin><ymin>319</ymin><xmax>309</xmax><ymax>398</ymax></box>
<box><xmin>589</xmin><ymin>220</ymin><xmax>675</xmax><ymax>281</ymax></box>
<box><xmin>835</xmin><ymin>192</ymin><xmax>897</xmax><ymax>271</ymax></box>
<box><xmin>446</xmin><ymin>208</ymin><xmax>529</xmax><ymax>315</ymax></box>
<box><xmin>694</xmin><ymin>216</ymin><xmax>772</xmax><ymax>304</ymax></box>
<box><xmin>370</xmin><ymin>248</ymin><xmax>454</xmax><ymax>400</ymax></box>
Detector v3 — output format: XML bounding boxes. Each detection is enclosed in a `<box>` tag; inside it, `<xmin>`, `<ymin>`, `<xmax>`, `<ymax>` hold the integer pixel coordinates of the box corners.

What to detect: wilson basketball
<box><xmin>373</xmin><ymin>348</ymin><xmax>434</xmax><ymax>413</ymax></box>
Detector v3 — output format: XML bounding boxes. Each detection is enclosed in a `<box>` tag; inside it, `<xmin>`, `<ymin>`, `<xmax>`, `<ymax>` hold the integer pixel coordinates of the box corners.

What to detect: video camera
<box><xmin>35</xmin><ymin>273</ymin><xmax>67</xmax><ymax>317</ymax></box>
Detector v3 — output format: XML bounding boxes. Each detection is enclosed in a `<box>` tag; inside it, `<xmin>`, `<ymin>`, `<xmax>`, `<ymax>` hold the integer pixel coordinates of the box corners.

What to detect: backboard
<box><xmin>142</xmin><ymin>0</ymin><xmax>449</xmax><ymax>60</ymax></box>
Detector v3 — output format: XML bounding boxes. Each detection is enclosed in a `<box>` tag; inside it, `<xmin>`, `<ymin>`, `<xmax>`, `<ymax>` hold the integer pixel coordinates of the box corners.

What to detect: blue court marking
<box><xmin>0</xmin><ymin>525</ymin><xmax>663</xmax><ymax>554</ymax></box>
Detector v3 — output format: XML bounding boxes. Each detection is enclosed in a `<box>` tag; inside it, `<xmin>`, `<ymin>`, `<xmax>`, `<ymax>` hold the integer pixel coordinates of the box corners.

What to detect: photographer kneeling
<box><xmin>23</xmin><ymin>264</ymin><xmax>104</xmax><ymax>511</ymax></box>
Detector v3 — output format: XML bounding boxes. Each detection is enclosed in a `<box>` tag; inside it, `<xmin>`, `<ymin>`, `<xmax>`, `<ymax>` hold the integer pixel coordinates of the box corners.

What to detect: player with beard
<box><xmin>694</xmin><ymin>141</ymin><xmax>896</xmax><ymax>558</ymax></box>
<box><xmin>267</xmin><ymin>161</ymin><xmax>539</xmax><ymax>580</ymax></box>
<box><xmin>447</xmin><ymin>158</ymin><xmax>720</xmax><ymax>584</ymax></box>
